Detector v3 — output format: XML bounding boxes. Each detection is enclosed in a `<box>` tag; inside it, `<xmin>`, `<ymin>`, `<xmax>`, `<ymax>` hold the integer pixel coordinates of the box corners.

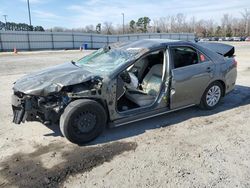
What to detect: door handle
<box><xmin>206</xmin><ymin>67</ymin><xmax>212</xmax><ymax>73</ymax></box>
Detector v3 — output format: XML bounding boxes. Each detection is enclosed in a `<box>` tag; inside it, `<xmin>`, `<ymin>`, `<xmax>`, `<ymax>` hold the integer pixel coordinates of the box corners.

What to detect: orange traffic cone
<box><xmin>13</xmin><ymin>47</ymin><xmax>18</xmax><ymax>54</ymax></box>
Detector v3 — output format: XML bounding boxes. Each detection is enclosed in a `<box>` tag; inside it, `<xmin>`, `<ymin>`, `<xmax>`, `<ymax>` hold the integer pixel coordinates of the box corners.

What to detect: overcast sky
<box><xmin>0</xmin><ymin>0</ymin><xmax>249</xmax><ymax>29</ymax></box>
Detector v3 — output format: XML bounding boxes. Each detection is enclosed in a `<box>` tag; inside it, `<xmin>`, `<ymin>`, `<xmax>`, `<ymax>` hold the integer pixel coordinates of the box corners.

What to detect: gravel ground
<box><xmin>0</xmin><ymin>42</ymin><xmax>250</xmax><ymax>188</ymax></box>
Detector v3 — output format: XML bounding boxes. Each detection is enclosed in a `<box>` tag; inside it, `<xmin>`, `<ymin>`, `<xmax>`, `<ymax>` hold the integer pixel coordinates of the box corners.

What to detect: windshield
<box><xmin>76</xmin><ymin>48</ymin><xmax>137</xmax><ymax>75</ymax></box>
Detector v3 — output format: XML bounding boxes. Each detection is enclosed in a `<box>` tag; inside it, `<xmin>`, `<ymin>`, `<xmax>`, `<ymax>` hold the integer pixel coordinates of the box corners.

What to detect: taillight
<box><xmin>233</xmin><ymin>58</ymin><xmax>238</xmax><ymax>67</ymax></box>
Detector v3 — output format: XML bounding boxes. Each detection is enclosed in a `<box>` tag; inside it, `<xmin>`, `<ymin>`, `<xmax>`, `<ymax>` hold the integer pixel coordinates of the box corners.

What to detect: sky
<box><xmin>0</xmin><ymin>0</ymin><xmax>249</xmax><ymax>29</ymax></box>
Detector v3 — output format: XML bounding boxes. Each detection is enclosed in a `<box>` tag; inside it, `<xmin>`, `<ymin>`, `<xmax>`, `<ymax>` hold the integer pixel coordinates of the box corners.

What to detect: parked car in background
<box><xmin>245</xmin><ymin>37</ymin><xmax>250</xmax><ymax>41</ymax></box>
<box><xmin>219</xmin><ymin>37</ymin><xmax>225</xmax><ymax>41</ymax></box>
<box><xmin>233</xmin><ymin>37</ymin><xmax>241</xmax><ymax>41</ymax></box>
<box><xmin>211</xmin><ymin>37</ymin><xmax>219</xmax><ymax>41</ymax></box>
<box><xmin>11</xmin><ymin>39</ymin><xmax>237</xmax><ymax>144</ymax></box>
<box><xmin>199</xmin><ymin>38</ymin><xmax>210</xmax><ymax>42</ymax></box>
<box><xmin>224</xmin><ymin>37</ymin><xmax>234</xmax><ymax>41</ymax></box>
<box><xmin>240</xmin><ymin>37</ymin><xmax>246</xmax><ymax>41</ymax></box>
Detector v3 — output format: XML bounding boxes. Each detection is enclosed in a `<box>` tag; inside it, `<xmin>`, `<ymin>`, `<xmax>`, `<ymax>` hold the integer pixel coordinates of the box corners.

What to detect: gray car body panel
<box><xmin>12</xmin><ymin>39</ymin><xmax>237</xmax><ymax>126</ymax></box>
<box><xmin>13</xmin><ymin>62</ymin><xmax>98</xmax><ymax>96</ymax></box>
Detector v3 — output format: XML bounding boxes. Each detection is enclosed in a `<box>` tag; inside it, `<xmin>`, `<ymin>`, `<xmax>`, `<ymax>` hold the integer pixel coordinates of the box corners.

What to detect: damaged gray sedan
<box><xmin>12</xmin><ymin>39</ymin><xmax>237</xmax><ymax>144</ymax></box>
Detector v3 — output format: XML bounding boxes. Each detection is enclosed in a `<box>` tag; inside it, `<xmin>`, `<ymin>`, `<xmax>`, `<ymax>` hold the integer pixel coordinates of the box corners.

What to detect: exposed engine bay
<box><xmin>12</xmin><ymin>77</ymin><xmax>104</xmax><ymax>125</ymax></box>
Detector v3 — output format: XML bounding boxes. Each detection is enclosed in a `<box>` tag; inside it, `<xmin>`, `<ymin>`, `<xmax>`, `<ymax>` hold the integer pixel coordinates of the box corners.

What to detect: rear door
<box><xmin>169</xmin><ymin>45</ymin><xmax>215</xmax><ymax>109</ymax></box>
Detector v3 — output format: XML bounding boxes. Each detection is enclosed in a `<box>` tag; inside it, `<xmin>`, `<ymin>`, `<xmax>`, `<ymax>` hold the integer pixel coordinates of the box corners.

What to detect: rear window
<box><xmin>171</xmin><ymin>46</ymin><xmax>199</xmax><ymax>68</ymax></box>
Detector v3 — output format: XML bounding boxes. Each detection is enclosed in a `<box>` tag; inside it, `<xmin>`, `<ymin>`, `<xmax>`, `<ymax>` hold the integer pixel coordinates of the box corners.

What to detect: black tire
<box><xmin>199</xmin><ymin>81</ymin><xmax>223</xmax><ymax>110</ymax></box>
<box><xmin>60</xmin><ymin>99</ymin><xmax>107</xmax><ymax>144</ymax></box>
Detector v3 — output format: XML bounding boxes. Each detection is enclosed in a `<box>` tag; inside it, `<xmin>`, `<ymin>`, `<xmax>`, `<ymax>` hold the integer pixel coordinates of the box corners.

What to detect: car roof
<box><xmin>113</xmin><ymin>39</ymin><xmax>192</xmax><ymax>51</ymax></box>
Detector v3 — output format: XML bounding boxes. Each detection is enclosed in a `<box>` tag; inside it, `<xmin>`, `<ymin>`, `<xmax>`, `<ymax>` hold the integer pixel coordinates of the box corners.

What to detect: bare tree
<box><xmin>85</xmin><ymin>25</ymin><xmax>95</xmax><ymax>33</ymax></box>
<box><xmin>102</xmin><ymin>22</ymin><xmax>113</xmax><ymax>34</ymax></box>
<box><xmin>158</xmin><ymin>17</ymin><xmax>171</xmax><ymax>32</ymax></box>
<box><xmin>45</xmin><ymin>9</ymin><xmax>250</xmax><ymax>37</ymax></box>
<box><xmin>221</xmin><ymin>14</ymin><xmax>233</xmax><ymax>37</ymax></box>
<box><xmin>241</xmin><ymin>8</ymin><xmax>250</xmax><ymax>35</ymax></box>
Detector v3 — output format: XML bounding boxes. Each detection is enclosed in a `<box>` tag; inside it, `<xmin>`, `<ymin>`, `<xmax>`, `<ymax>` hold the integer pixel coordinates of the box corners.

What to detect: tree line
<box><xmin>52</xmin><ymin>9</ymin><xmax>249</xmax><ymax>37</ymax></box>
<box><xmin>0</xmin><ymin>21</ymin><xmax>45</xmax><ymax>31</ymax></box>
<box><xmin>1</xmin><ymin>9</ymin><xmax>249</xmax><ymax>37</ymax></box>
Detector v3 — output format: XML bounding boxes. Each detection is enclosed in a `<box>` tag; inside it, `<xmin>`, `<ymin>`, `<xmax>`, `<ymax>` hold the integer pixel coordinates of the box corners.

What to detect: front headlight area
<box><xmin>12</xmin><ymin>91</ymin><xmax>70</xmax><ymax>125</ymax></box>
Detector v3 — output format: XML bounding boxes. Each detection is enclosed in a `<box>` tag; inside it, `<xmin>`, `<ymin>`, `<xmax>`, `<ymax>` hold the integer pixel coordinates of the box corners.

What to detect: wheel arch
<box><xmin>203</xmin><ymin>79</ymin><xmax>226</xmax><ymax>98</ymax></box>
<box><xmin>211</xmin><ymin>79</ymin><xmax>226</xmax><ymax>97</ymax></box>
<box><xmin>215</xmin><ymin>80</ymin><xmax>226</xmax><ymax>97</ymax></box>
<box><xmin>60</xmin><ymin>98</ymin><xmax>108</xmax><ymax>144</ymax></box>
<box><xmin>197</xmin><ymin>79</ymin><xmax>226</xmax><ymax>105</ymax></box>
<box><xmin>199</xmin><ymin>79</ymin><xmax>225</xmax><ymax>109</ymax></box>
<box><xmin>70</xmin><ymin>98</ymin><xmax>110</xmax><ymax>123</ymax></box>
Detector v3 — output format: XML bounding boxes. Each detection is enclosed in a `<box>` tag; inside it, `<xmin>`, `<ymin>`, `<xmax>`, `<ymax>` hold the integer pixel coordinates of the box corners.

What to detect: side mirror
<box><xmin>120</xmin><ymin>71</ymin><xmax>131</xmax><ymax>84</ymax></box>
<box><xmin>103</xmin><ymin>45</ymin><xmax>111</xmax><ymax>53</ymax></box>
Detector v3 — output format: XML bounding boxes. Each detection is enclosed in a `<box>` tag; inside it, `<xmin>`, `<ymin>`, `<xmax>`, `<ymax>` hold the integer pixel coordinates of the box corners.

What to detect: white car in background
<box><xmin>233</xmin><ymin>37</ymin><xmax>241</xmax><ymax>41</ymax></box>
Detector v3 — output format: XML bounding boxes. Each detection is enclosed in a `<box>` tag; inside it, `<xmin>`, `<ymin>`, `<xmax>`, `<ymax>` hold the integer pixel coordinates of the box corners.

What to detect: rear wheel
<box><xmin>200</xmin><ymin>81</ymin><xmax>223</xmax><ymax>110</ymax></box>
<box><xmin>60</xmin><ymin>99</ymin><xmax>107</xmax><ymax>144</ymax></box>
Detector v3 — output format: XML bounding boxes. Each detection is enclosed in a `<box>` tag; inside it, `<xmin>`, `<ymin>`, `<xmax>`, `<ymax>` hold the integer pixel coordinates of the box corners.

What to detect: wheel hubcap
<box><xmin>206</xmin><ymin>85</ymin><xmax>221</xmax><ymax>107</ymax></box>
<box><xmin>74</xmin><ymin>112</ymin><xmax>96</xmax><ymax>134</ymax></box>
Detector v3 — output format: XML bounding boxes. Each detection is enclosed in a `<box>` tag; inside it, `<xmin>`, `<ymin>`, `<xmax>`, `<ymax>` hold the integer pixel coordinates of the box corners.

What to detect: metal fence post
<box><xmin>72</xmin><ymin>33</ymin><xmax>75</xmax><ymax>49</ymax></box>
<box><xmin>90</xmin><ymin>34</ymin><xmax>93</xmax><ymax>49</ymax></box>
<box><xmin>0</xmin><ymin>32</ymin><xmax>3</xmax><ymax>52</ymax></box>
<box><xmin>51</xmin><ymin>32</ymin><xmax>54</xmax><ymax>50</ymax></box>
<box><xmin>27</xmin><ymin>31</ymin><xmax>31</xmax><ymax>51</ymax></box>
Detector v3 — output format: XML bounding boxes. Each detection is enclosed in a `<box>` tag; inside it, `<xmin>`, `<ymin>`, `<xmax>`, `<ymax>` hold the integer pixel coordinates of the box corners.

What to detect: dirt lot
<box><xmin>0</xmin><ymin>42</ymin><xmax>250</xmax><ymax>188</ymax></box>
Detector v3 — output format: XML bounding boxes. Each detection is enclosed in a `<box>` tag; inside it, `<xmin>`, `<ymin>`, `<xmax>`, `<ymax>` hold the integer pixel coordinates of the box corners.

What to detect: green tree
<box><xmin>0</xmin><ymin>21</ymin><xmax>4</xmax><ymax>30</ymax></box>
<box><xmin>96</xmin><ymin>23</ymin><xmax>101</xmax><ymax>33</ymax></box>
<box><xmin>34</xmin><ymin>26</ymin><xmax>45</xmax><ymax>31</ymax></box>
<box><xmin>136</xmin><ymin>17</ymin><xmax>151</xmax><ymax>32</ymax></box>
<box><xmin>1</xmin><ymin>21</ymin><xmax>44</xmax><ymax>31</ymax></box>
<box><xmin>129</xmin><ymin>20</ymin><xmax>136</xmax><ymax>33</ymax></box>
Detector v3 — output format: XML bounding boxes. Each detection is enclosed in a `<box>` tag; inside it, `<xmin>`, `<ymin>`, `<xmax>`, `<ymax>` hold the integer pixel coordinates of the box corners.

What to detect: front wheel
<box><xmin>60</xmin><ymin>99</ymin><xmax>107</xmax><ymax>144</ymax></box>
<box><xmin>200</xmin><ymin>81</ymin><xmax>223</xmax><ymax>110</ymax></box>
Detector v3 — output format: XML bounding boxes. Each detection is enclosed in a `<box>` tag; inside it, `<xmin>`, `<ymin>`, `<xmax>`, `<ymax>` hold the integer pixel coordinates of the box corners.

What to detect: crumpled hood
<box><xmin>13</xmin><ymin>62</ymin><xmax>97</xmax><ymax>96</ymax></box>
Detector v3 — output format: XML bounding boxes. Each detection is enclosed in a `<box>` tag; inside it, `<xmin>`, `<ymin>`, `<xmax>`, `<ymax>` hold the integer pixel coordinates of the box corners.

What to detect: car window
<box><xmin>172</xmin><ymin>46</ymin><xmax>199</xmax><ymax>69</ymax></box>
<box><xmin>76</xmin><ymin>48</ymin><xmax>138</xmax><ymax>75</ymax></box>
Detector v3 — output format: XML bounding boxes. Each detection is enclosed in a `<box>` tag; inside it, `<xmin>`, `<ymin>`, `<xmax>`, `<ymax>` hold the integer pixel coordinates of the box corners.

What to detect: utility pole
<box><xmin>3</xmin><ymin>15</ymin><xmax>7</xmax><ymax>30</ymax></box>
<box><xmin>3</xmin><ymin>15</ymin><xmax>7</xmax><ymax>23</ymax></box>
<box><xmin>27</xmin><ymin>0</ymin><xmax>32</xmax><ymax>26</ymax></box>
<box><xmin>121</xmin><ymin>13</ymin><xmax>124</xmax><ymax>34</ymax></box>
<box><xmin>246</xmin><ymin>9</ymin><xmax>249</xmax><ymax>35</ymax></box>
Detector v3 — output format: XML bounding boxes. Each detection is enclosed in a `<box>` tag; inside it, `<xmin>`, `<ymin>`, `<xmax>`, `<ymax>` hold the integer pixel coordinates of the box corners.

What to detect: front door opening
<box><xmin>116</xmin><ymin>50</ymin><xmax>165</xmax><ymax>112</ymax></box>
